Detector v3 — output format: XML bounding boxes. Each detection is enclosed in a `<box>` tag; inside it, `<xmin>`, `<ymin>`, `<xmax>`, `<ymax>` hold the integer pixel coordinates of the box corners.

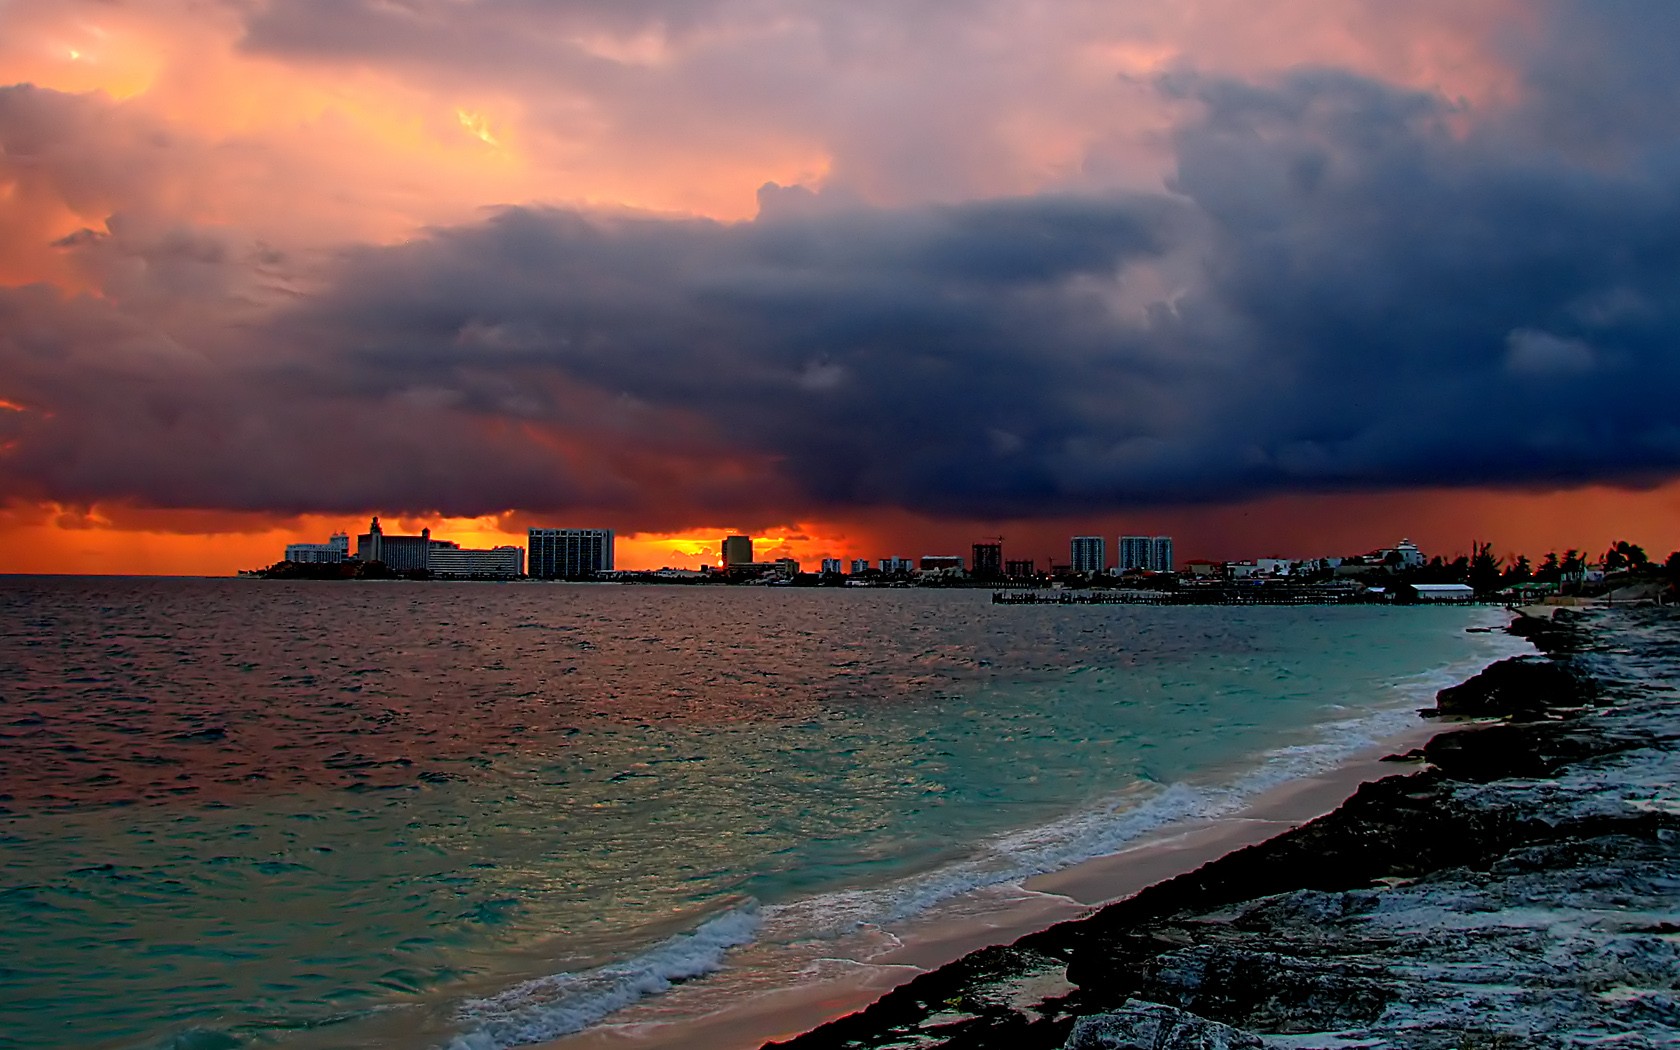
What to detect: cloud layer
<box><xmin>2</xmin><ymin>0</ymin><xmax>1679</xmax><ymax>534</ymax></box>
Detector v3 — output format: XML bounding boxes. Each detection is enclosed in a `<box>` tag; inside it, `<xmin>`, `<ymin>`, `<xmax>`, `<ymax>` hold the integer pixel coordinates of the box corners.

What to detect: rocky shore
<box><xmin>766</xmin><ymin>607</ymin><xmax>1680</xmax><ymax>1049</ymax></box>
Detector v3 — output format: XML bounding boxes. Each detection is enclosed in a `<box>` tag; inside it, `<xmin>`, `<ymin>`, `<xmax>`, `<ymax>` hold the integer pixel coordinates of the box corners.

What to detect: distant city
<box><xmin>260</xmin><ymin>518</ymin><xmax>1676</xmax><ymax>604</ymax></box>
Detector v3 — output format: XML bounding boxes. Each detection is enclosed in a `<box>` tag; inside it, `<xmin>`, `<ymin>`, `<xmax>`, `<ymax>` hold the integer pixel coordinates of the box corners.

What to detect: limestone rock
<box><xmin>1062</xmin><ymin>1001</ymin><xmax>1261</xmax><ymax>1049</ymax></box>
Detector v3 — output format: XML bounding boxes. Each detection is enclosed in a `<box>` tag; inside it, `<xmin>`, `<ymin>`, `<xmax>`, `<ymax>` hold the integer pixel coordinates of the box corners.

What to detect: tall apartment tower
<box><xmin>721</xmin><ymin>534</ymin><xmax>754</xmax><ymax>568</ymax></box>
<box><xmin>1118</xmin><ymin>535</ymin><xmax>1152</xmax><ymax>571</ymax></box>
<box><xmin>1070</xmin><ymin>536</ymin><xmax>1107</xmax><ymax>574</ymax></box>
<box><xmin>1151</xmin><ymin>536</ymin><xmax>1175</xmax><ymax>573</ymax></box>
<box><xmin>528</xmin><ymin>528</ymin><xmax>615</xmax><ymax>579</ymax></box>
<box><xmin>971</xmin><ymin>542</ymin><xmax>1003</xmax><ymax>580</ymax></box>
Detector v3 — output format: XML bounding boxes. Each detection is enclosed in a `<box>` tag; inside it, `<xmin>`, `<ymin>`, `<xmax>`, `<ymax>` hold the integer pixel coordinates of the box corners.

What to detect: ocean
<box><xmin>0</xmin><ymin>578</ymin><xmax>1528</xmax><ymax>1050</ymax></box>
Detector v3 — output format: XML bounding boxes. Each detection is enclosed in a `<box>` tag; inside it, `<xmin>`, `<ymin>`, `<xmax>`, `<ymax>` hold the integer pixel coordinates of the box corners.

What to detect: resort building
<box><xmin>970</xmin><ymin>542</ymin><xmax>1003</xmax><ymax>580</ymax></box>
<box><xmin>528</xmin><ymin>528</ymin><xmax>615</xmax><ymax>579</ymax></box>
<box><xmin>1071</xmin><ymin>536</ymin><xmax>1107</xmax><ymax>574</ymax></box>
<box><xmin>1005</xmin><ymin>559</ymin><xmax>1035</xmax><ymax>578</ymax></box>
<box><xmin>721</xmin><ymin>535</ymin><xmax>754</xmax><ymax>568</ymax></box>
<box><xmin>821</xmin><ymin>558</ymin><xmax>843</xmax><ymax>574</ymax></box>
<box><xmin>1151</xmin><ymin>536</ymin><xmax>1175</xmax><ymax>573</ymax></box>
<box><xmin>428</xmin><ymin>545</ymin><xmax>525</xmax><ymax>578</ymax></box>
<box><xmin>850</xmin><ymin>559</ymin><xmax>872</xmax><ymax>574</ymax></box>
<box><xmin>284</xmin><ymin>532</ymin><xmax>350</xmax><ymax>564</ymax></box>
<box><xmin>880</xmin><ymin>556</ymin><xmax>913</xmax><ymax>574</ymax></box>
<box><xmin>920</xmin><ymin>555</ymin><xmax>964</xmax><ymax>572</ymax></box>
<box><xmin>356</xmin><ymin>517</ymin><xmax>434</xmax><ymax>572</ymax></box>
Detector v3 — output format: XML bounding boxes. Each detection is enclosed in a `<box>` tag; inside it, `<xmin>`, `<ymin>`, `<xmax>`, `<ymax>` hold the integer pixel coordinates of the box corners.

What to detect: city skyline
<box><xmin>2</xmin><ymin>3</ymin><xmax>1679</xmax><ymax>575</ymax></box>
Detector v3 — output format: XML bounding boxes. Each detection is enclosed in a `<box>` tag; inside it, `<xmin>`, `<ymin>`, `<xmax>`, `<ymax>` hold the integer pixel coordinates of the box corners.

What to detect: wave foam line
<box><xmin>445</xmin><ymin>903</ymin><xmax>761</xmax><ymax>1050</ymax></box>
<box><xmin>764</xmin><ymin>693</ymin><xmax>1459</xmax><ymax>941</ymax></box>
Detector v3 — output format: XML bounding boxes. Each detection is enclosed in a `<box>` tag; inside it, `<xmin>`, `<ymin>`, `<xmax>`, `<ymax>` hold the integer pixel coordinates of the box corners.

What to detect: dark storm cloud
<box><xmin>6</xmin><ymin>1</ymin><xmax>1680</xmax><ymax>522</ymax></box>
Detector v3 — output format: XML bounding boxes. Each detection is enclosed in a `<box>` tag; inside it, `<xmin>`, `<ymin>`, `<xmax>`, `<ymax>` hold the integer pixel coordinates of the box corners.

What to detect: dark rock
<box><xmin>1133</xmin><ymin>946</ymin><xmax>1393</xmax><ymax>1032</ymax></box>
<box><xmin>1506</xmin><ymin>611</ymin><xmax>1590</xmax><ymax>653</ymax></box>
<box><xmin>1432</xmin><ymin>655</ymin><xmax>1597</xmax><ymax>718</ymax></box>
<box><xmin>1380</xmin><ymin>747</ymin><xmax>1427</xmax><ymax>762</ymax></box>
<box><xmin>1062</xmin><ymin>1001</ymin><xmax>1262</xmax><ymax>1049</ymax></box>
<box><xmin>764</xmin><ymin>610</ymin><xmax>1680</xmax><ymax>1050</ymax></box>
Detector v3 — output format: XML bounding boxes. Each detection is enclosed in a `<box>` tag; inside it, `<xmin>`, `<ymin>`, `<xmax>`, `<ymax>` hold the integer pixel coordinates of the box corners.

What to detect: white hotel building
<box><xmin>284</xmin><ymin>533</ymin><xmax>350</xmax><ymax>564</ymax></box>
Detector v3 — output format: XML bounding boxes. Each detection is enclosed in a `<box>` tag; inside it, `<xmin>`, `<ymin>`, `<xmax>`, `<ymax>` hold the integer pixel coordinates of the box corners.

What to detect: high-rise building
<box><xmin>850</xmin><ymin>558</ymin><xmax>872</xmax><ymax>574</ymax></box>
<box><xmin>1005</xmin><ymin>559</ymin><xmax>1035</xmax><ymax>578</ymax></box>
<box><xmin>721</xmin><ymin>535</ymin><xmax>754</xmax><ymax>568</ymax></box>
<box><xmin>880</xmin><ymin>556</ymin><xmax>913</xmax><ymax>574</ymax></box>
<box><xmin>1118</xmin><ymin>535</ymin><xmax>1152</xmax><ymax>571</ymax></box>
<box><xmin>528</xmin><ymin>528</ymin><xmax>614</xmax><ymax>579</ymax></box>
<box><xmin>1070</xmin><ymin>536</ymin><xmax>1107</xmax><ymax>574</ymax></box>
<box><xmin>821</xmin><ymin>558</ymin><xmax>843</xmax><ymax>574</ymax></box>
<box><xmin>1151</xmin><ymin>535</ymin><xmax>1175</xmax><ymax>573</ymax></box>
<box><xmin>971</xmin><ymin>542</ymin><xmax>1003</xmax><ymax>580</ymax></box>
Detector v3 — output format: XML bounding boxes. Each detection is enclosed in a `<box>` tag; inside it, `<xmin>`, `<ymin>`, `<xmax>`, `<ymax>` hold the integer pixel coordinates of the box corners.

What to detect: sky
<box><xmin>2</xmin><ymin>0</ymin><xmax>1678</xmax><ymax>574</ymax></box>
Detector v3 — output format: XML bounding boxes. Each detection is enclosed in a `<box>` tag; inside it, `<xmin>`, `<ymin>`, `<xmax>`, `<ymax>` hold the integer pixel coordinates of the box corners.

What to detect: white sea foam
<box><xmin>446</xmin><ymin>609</ymin><xmax>1532</xmax><ymax>1048</ymax></box>
<box><xmin>763</xmin><ymin>619</ymin><xmax>1529</xmax><ymax>944</ymax></box>
<box><xmin>446</xmin><ymin>903</ymin><xmax>762</xmax><ymax>1050</ymax></box>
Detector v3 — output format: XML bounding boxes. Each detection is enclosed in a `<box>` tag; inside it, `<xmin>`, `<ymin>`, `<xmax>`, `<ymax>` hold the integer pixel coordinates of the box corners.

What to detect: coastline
<box><xmin>535</xmin><ymin>615</ymin><xmax>1526</xmax><ymax>1050</ymax></box>
<box><xmin>762</xmin><ymin>605</ymin><xmax>1680</xmax><ymax>1049</ymax></box>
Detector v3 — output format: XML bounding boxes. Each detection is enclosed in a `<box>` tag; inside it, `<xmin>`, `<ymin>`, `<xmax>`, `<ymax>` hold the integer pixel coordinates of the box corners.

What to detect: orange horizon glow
<box><xmin>3</xmin><ymin>480</ymin><xmax>1676</xmax><ymax>578</ymax></box>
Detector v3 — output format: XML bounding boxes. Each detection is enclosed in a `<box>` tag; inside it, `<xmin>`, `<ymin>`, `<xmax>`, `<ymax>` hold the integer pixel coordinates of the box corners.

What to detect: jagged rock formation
<box><xmin>766</xmin><ymin>609</ymin><xmax>1680</xmax><ymax>1050</ymax></box>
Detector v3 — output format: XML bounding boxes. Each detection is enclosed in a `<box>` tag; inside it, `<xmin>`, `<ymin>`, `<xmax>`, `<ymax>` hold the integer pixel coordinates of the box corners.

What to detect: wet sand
<box><xmin>541</xmin><ymin>720</ymin><xmax>1443</xmax><ymax>1050</ymax></box>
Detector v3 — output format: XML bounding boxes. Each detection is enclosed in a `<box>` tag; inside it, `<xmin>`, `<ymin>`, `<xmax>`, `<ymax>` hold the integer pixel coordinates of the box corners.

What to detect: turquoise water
<box><xmin>0</xmin><ymin>579</ymin><xmax>1524</xmax><ymax>1048</ymax></box>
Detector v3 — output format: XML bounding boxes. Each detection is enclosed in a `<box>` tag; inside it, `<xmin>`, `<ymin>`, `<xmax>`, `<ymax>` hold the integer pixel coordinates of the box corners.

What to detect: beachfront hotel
<box><xmin>528</xmin><ymin>528</ymin><xmax>615</xmax><ymax>579</ymax></box>
<box><xmin>284</xmin><ymin>533</ymin><xmax>350</xmax><ymax>564</ymax></box>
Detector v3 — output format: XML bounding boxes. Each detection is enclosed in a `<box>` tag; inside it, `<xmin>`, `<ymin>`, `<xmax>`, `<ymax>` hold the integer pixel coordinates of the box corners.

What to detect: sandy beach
<box><xmin>541</xmin><ymin>718</ymin><xmax>1447</xmax><ymax>1050</ymax></box>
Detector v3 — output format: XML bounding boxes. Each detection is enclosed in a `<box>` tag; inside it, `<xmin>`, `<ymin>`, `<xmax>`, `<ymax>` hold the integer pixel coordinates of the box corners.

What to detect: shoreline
<box><xmin>538</xmin><ymin>621</ymin><xmax>1521</xmax><ymax>1050</ymax></box>
<box><xmin>764</xmin><ymin>605</ymin><xmax>1679</xmax><ymax>1049</ymax></box>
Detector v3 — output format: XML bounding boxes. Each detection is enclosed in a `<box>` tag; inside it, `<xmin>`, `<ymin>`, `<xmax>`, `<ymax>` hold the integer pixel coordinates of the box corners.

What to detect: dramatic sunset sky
<box><xmin>2</xmin><ymin>0</ymin><xmax>1678</xmax><ymax>574</ymax></box>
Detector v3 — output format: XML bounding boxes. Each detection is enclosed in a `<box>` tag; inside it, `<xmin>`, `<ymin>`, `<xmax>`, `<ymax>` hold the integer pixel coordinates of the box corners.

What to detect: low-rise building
<box><xmin>285</xmin><ymin>532</ymin><xmax>350</xmax><ymax>564</ymax></box>
<box><xmin>428</xmin><ymin>545</ymin><xmax>525</xmax><ymax>578</ymax></box>
<box><xmin>1404</xmin><ymin>583</ymin><xmax>1475</xmax><ymax>603</ymax></box>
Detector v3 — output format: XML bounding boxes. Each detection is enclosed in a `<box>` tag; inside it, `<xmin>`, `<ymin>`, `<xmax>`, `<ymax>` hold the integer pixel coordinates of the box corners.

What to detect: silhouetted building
<box><xmin>722</xmin><ymin>535</ymin><xmax>754</xmax><ymax>568</ymax></box>
<box><xmin>1071</xmin><ymin>536</ymin><xmax>1106</xmax><ymax>574</ymax></box>
<box><xmin>528</xmin><ymin>528</ymin><xmax>614</xmax><ymax>579</ymax></box>
<box><xmin>1005</xmin><ymin>559</ymin><xmax>1035</xmax><ymax>578</ymax></box>
<box><xmin>821</xmin><ymin>558</ymin><xmax>843</xmax><ymax>574</ymax></box>
<box><xmin>971</xmin><ymin>542</ymin><xmax>1003</xmax><ymax>580</ymax></box>
<box><xmin>1151</xmin><ymin>536</ymin><xmax>1174</xmax><ymax>573</ymax></box>
<box><xmin>527</xmin><ymin>527</ymin><xmax>614</xmax><ymax>577</ymax></box>
<box><xmin>850</xmin><ymin>558</ymin><xmax>872</xmax><ymax>574</ymax></box>
<box><xmin>429</xmin><ymin>545</ymin><xmax>525</xmax><ymax>578</ymax></box>
<box><xmin>880</xmin><ymin>556</ymin><xmax>913</xmax><ymax>574</ymax></box>
<box><xmin>920</xmin><ymin>555</ymin><xmax>964</xmax><ymax>572</ymax></box>
<box><xmin>357</xmin><ymin>517</ymin><xmax>433</xmax><ymax>571</ymax></box>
